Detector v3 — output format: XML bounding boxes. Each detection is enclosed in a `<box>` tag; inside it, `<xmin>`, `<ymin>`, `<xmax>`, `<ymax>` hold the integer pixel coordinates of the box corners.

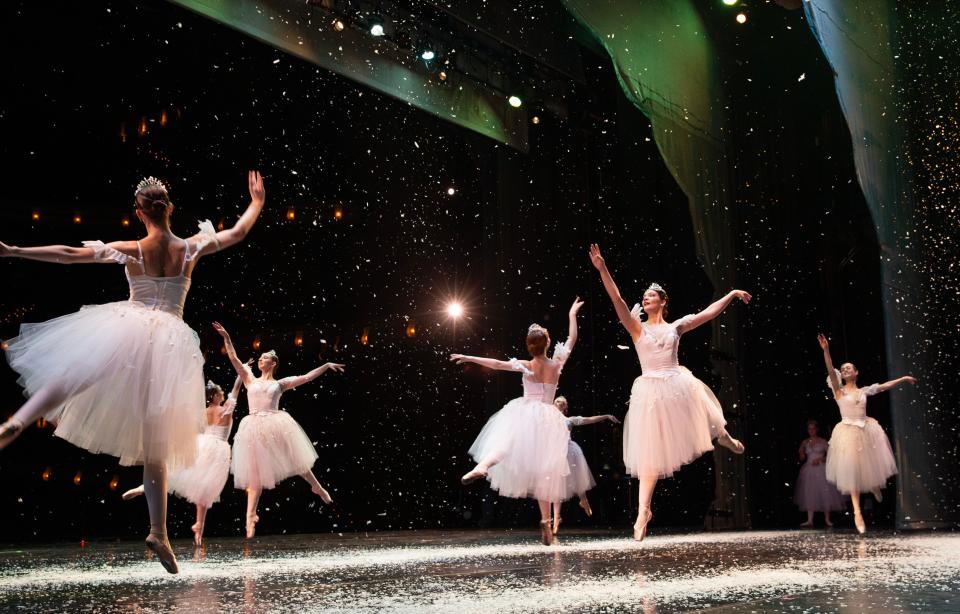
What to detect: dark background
<box><xmin>0</xmin><ymin>1</ymin><xmax>892</xmax><ymax>542</ymax></box>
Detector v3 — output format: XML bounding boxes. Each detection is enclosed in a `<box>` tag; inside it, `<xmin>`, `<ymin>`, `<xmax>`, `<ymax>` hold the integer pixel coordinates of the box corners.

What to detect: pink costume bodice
<box><xmin>632</xmin><ymin>315</ymin><xmax>694</xmax><ymax>377</ymax></box>
<box><xmin>508</xmin><ymin>340</ymin><xmax>572</xmax><ymax>405</ymax></box>
<box><xmin>833</xmin><ymin>384</ymin><xmax>880</xmax><ymax>428</ymax></box>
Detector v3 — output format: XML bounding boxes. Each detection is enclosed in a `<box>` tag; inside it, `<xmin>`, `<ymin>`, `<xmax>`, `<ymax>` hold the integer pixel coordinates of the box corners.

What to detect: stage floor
<box><xmin>1</xmin><ymin>528</ymin><xmax>958</xmax><ymax>612</ymax></box>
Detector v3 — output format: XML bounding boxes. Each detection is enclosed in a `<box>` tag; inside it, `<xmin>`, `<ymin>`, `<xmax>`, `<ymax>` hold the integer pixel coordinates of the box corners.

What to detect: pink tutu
<box><xmin>168</xmin><ymin>433</ymin><xmax>231</xmax><ymax>508</ymax></box>
<box><xmin>825</xmin><ymin>418</ymin><xmax>897</xmax><ymax>494</ymax></box>
<box><xmin>623</xmin><ymin>367</ymin><xmax>726</xmax><ymax>478</ymax></box>
<box><xmin>794</xmin><ymin>462</ymin><xmax>845</xmax><ymax>511</ymax></box>
<box><xmin>231</xmin><ymin>411</ymin><xmax>318</xmax><ymax>490</ymax></box>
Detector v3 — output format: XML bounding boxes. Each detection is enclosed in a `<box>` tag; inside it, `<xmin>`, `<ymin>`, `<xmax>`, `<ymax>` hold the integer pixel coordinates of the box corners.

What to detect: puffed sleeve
<box><xmin>863</xmin><ymin>383</ymin><xmax>881</xmax><ymax>396</ymax></box>
<box><xmin>507</xmin><ymin>358</ymin><xmax>534</xmax><ymax>376</ymax></box>
<box><xmin>552</xmin><ymin>339</ymin><xmax>571</xmax><ymax>365</ymax></box>
<box><xmin>82</xmin><ymin>241</ymin><xmax>132</xmax><ymax>264</ymax></box>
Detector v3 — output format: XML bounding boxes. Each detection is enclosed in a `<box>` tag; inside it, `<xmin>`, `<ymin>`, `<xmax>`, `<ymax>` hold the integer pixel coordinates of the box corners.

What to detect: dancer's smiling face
<box><xmin>839</xmin><ymin>362</ymin><xmax>858</xmax><ymax>383</ymax></box>
<box><xmin>641</xmin><ymin>288</ymin><xmax>668</xmax><ymax>316</ymax></box>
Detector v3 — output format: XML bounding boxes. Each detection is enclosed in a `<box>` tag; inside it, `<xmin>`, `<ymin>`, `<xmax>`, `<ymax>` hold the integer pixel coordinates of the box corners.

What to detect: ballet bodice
<box><xmin>204</xmin><ymin>423</ymin><xmax>231</xmax><ymax>441</ymax></box>
<box><xmin>509</xmin><ymin>340</ymin><xmax>571</xmax><ymax>405</ymax></box>
<box><xmin>833</xmin><ymin>384</ymin><xmax>880</xmax><ymax>427</ymax></box>
<box><xmin>247</xmin><ymin>379</ymin><xmax>285</xmax><ymax>415</ymax></box>
<box><xmin>802</xmin><ymin>439</ymin><xmax>828</xmax><ymax>463</ymax></box>
<box><xmin>633</xmin><ymin>315</ymin><xmax>694</xmax><ymax>377</ymax></box>
<box><xmin>204</xmin><ymin>394</ymin><xmax>236</xmax><ymax>441</ymax></box>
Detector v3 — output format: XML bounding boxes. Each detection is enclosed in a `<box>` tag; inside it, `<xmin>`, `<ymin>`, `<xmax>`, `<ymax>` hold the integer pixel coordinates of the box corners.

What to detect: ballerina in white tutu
<box><xmin>213</xmin><ymin>322</ymin><xmax>344</xmax><ymax>538</ymax></box>
<box><xmin>123</xmin><ymin>370</ymin><xmax>246</xmax><ymax>546</ymax></box>
<box><xmin>452</xmin><ymin>297</ymin><xmax>584</xmax><ymax>546</ymax></box>
<box><xmin>794</xmin><ymin>419</ymin><xmax>845</xmax><ymax>528</ymax></box>
<box><xmin>816</xmin><ymin>333</ymin><xmax>915</xmax><ymax>534</ymax></box>
<box><xmin>0</xmin><ymin>171</ymin><xmax>266</xmax><ymax>572</ymax></box>
<box><xmin>550</xmin><ymin>395</ymin><xmax>620</xmax><ymax>536</ymax></box>
<box><xmin>588</xmin><ymin>244</ymin><xmax>748</xmax><ymax>541</ymax></box>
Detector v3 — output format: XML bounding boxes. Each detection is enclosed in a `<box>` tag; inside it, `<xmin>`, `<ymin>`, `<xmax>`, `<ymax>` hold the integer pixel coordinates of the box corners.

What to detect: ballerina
<box><xmin>550</xmin><ymin>395</ymin><xmax>620</xmax><ymax>535</ymax></box>
<box><xmin>588</xmin><ymin>244</ymin><xmax>748</xmax><ymax>541</ymax></box>
<box><xmin>452</xmin><ymin>297</ymin><xmax>584</xmax><ymax>546</ymax></box>
<box><xmin>0</xmin><ymin>171</ymin><xmax>267</xmax><ymax>573</ymax></box>
<box><xmin>794</xmin><ymin>419</ymin><xmax>845</xmax><ymax>528</ymax></box>
<box><xmin>122</xmin><ymin>368</ymin><xmax>247</xmax><ymax>546</ymax></box>
<box><xmin>213</xmin><ymin>322</ymin><xmax>344</xmax><ymax>539</ymax></box>
<box><xmin>816</xmin><ymin>333</ymin><xmax>915</xmax><ymax>534</ymax></box>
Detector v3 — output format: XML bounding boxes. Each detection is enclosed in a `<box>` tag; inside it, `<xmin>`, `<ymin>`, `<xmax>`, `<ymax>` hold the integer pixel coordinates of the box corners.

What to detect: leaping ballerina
<box><xmin>588</xmin><ymin>244</ymin><xmax>748</xmax><ymax>541</ymax></box>
<box><xmin>0</xmin><ymin>171</ymin><xmax>267</xmax><ymax>573</ymax></box>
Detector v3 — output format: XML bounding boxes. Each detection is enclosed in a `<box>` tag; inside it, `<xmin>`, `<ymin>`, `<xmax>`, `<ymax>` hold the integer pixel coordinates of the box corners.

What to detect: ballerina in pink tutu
<box><xmin>816</xmin><ymin>333</ymin><xmax>916</xmax><ymax>534</ymax></box>
<box><xmin>122</xmin><ymin>369</ymin><xmax>246</xmax><ymax>546</ymax></box>
<box><xmin>794</xmin><ymin>419</ymin><xmax>845</xmax><ymax>528</ymax></box>
<box><xmin>589</xmin><ymin>244</ymin><xmax>748</xmax><ymax>541</ymax></box>
<box><xmin>452</xmin><ymin>297</ymin><xmax>584</xmax><ymax>546</ymax></box>
<box><xmin>213</xmin><ymin>322</ymin><xmax>344</xmax><ymax>538</ymax></box>
<box><xmin>0</xmin><ymin>171</ymin><xmax>266</xmax><ymax>573</ymax></box>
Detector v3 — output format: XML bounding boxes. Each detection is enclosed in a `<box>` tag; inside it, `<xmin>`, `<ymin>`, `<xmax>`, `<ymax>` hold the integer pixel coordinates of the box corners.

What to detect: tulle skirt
<box><xmin>623</xmin><ymin>367</ymin><xmax>727</xmax><ymax>478</ymax></box>
<box><xmin>168</xmin><ymin>434</ymin><xmax>231</xmax><ymax>508</ymax></box>
<box><xmin>559</xmin><ymin>441</ymin><xmax>596</xmax><ymax>500</ymax></box>
<box><xmin>825</xmin><ymin>418</ymin><xmax>898</xmax><ymax>494</ymax></box>
<box><xmin>467</xmin><ymin>396</ymin><xmax>571</xmax><ymax>502</ymax></box>
<box><xmin>231</xmin><ymin>411</ymin><xmax>319</xmax><ymax>490</ymax></box>
<box><xmin>794</xmin><ymin>461</ymin><xmax>846</xmax><ymax>511</ymax></box>
<box><xmin>4</xmin><ymin>301</ymin><xmax>205</xmax><ymax>469</ymax></box>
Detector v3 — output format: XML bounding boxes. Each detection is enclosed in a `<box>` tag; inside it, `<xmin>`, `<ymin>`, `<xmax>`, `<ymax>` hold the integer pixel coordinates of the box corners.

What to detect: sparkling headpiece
<box><xmin>205</xmin><ymin>379</ymin><xmax>221</xmax><ymax>390</ymax></box>
<box><xmin>265</xmin><ymin>350</ymin><xmax>278</xmax><ymax>360</ymax></box>
<box><xmin>528</xmin><ymin>323</ymin><xmax>548</xmax><ymax>335</ymax></box>
<box><xmin>648</xmin><ymin>282</ymin><xmax>665</xmax><ymax>294</ymax></box>
<box><xmin>134</xmin><ymin>176</ymin><xmax>168</xmax><ymax>196</ymax></box>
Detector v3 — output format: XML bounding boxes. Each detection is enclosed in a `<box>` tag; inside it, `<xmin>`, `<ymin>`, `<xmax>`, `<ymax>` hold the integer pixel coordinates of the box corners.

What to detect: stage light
<box><xmin>508</xmin><ymin>95</ymin><xmax>522</xmax><ymax>108</ymax></box>
<box><xmin>447</xmin><ymin>302</ymin><xmax>464</xmax><ymax>318</ymax></box>
<box><xmin>722</xmin><ymin>0</ymin><xmax>738</xmax><ymax>5</ymax></box>
<box><xmin>36</xmin><ymin>417</ymin><xmax>47</xmax><ymax>429</ymax></box>
<box><xmin>406</xmin><ymin>323</ymin><xmax>416</xmax><ymax>338</ymax></box>
<box><xmin>73</xmin><ymin>471</ymin><xmax>82</xmax><ymax>486</ymax></box>
<box><xmin>138</xmin><ymin>117</ymin><xmax>148</xmax><ymax>137</ymax></box>
<box><xmin>160</xmin><ymin>110</ymin><xmax>168</xmax><ymax>127</ymax></box>
<box><xmin>294</xmin><ymin>334</ymin><xmax>304</xmax><ymax>347</ymax></box>
<box><xmin>438</xmin><ymin>71</ymin><xmax>448</xmax><ymax>81</ymax></box>
<box><xmin>41</xmin><ymin>468</ymin><xmax>51</xmax><ymax>481</ymax></box>
<box><xmin>334</xmin><ymin>207</ymin><xmax>343</xmax><ymax>220</ymax></box>
<box><xmin>360</xmin><ymin>328</ymin><xmax>370</xmax><ymax>345</ymax></box>
<box><xmin>421</xmin><ymin>50</ymin><xmax>435</xmax><ymax>61</ymax></box>
<box><xmin>121</xmin><ymin>217</ymin><xmax>130</xmax><ymax>227</ymax></box>
<box><xmin>0</xmin><ymin>340</ymin><xmax>7</xmax><ymax>351</ymax></box>
<box><xmin>286</xmin><ymin>207</ymin><xmax>296</xmax><ymax>221</ymax></box>
<box><xmin>447</xmin><ymin>187</ymin><xmax>456</xmax><ymax>196</ymax></box>
<box><xmin>108</xmin><ymin>475</ymin><xmax>119</xmax><ymax>491</ymax></box>
<box><xmin>73</xmin><ymin>214</ymin><xmax>82</xmax><ymax>224</ymax></box>
<box><xmin>332</xmin><ymin>19</ymin><xmax>345</xmax><ymax>32</ymax></box>
<box><xmin>532</xmin><ymin>115</ymin><xmax>541</xmax><ymax>125</ymax></box>
<box><xmin>252</xmin><ymin>338</ymin><xmax>261</xmax><ymax>350</ymax></box>
<box><xmin>736</xmin><ymin>12</ymin><xmax>747</xmax><ymax>23</ymax></box>
<box><xmin>31</xmin><ymin>211</ymin><xmax>40</xmax><ymax>221</ymax></box>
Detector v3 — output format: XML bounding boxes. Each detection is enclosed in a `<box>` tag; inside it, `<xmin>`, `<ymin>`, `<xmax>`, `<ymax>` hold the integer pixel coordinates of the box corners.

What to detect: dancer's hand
<box><xmin>569</xmin><ymin>296</ymin><xmax>585</xmax><ymax>316</ymax></box>
<box><xmin>324</xmin><ymin>363</ymin><xmax>346</xmax><ymax>373</ymax></box>
<box><xmin>606</xmin><ymin>415</ymin><xmax>621</xmax><ymax>425</ymax></box>
<box><xmin>730</xmin><ymin>289</ymin><xmax>752</xmax><ymax>304</ymax></box>
<box><xmin>212</xmin><ymin>321</ymin><xmax>230</xmax><ymax>339</ymax></box>
<box><xmin>246</xmin><ymin>358</ymin><xmax>256</xmax><ymax>367</ymax></box>
<box><xmin>449</xmin><ymin>353</ymin><xmax>469</xmax><ymax>364</ymax></box>
<box><xmin>0</xmin><ymin>241</ymin><xmax>13</xmax><ymax>258</ymax></box>
<box><xmin>817</xmin><ymin>333</ymin><xmax>830</xmax><ymax>351</ymax></box>
<box><xmin>903</xmin><ymin>375</ymin><xmax>918</xmax><ymax>385</ymax></box>
<box><xmin>588</xmin><ymin>244</ymin><xmax>605</xmax><ymax>270</ymax></box>
<box><xmin>248</xmin><ymin>171</ymin><xmax>265</xmax><ymax>206</ymax></box>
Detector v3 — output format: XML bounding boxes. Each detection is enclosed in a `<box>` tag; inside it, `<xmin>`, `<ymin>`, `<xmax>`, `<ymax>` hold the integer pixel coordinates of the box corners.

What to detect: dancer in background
<box><xmin>452</xmin><ymin>297</ymin><xmax>584</xmax><ymax>546</ymax></box>
<box><xmin>0</xmin><ymin>171</ymin><xmax>266</xmax><ymax>573</ymax></box>
<box><xmin>816</xmin><ymin>333</ymin><xmax>915</xmax><ymax>534</ymax></box>
<box><xmin>589</xmin><ymin>244</ymin><xmax>748</xmax><ymax>541</ymax></box>
<box><xmin>793</xmin><ymin>419</ymin><xmax>845</xmax><ymax>528</ymax></box>
<box><xmin>123</xmin><ymin>367</ymin><xmax>247</xmax><ymax>546</ymax></box>
<box><xmin>213</xmin><ymin>322</ymin><xmax>343</xmax><ymax>539</ymax></box>
<box><xmin>550</xmin><ymin>395</ymin><xmax>620</xmax><ymax>536</ymax></box>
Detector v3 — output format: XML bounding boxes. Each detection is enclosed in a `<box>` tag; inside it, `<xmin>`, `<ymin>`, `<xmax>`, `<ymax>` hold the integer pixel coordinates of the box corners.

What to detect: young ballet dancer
<box><xmin>213</xmin><ymin>322</ymin><xmax>344</xmax><ymax>539</ymax></box>
<box><xmin>452</xmin><ymin>297</ymin><xmax>584</xmax><ymax>546</ymax></box>
<box><xmin>0</xmin><ymin>171</ymin><xmax>266</xmax><ymax>573</ymax></box>
<box><xmin>588</xmin><ymin>244</ymin><xmax>748</xmax><ymax>541</ymax></box>
<box><xmin>550</xmin><ymin>395</ymin><xmax>620</xmax><ymax>535</ymax></box>
<box><xmin>794</xmin><ymin>419</ymin><xmax>845</xmax><ymax>528</ymax></box>
<box><xmin>123</xmin><ymin>369</ymin><xmax>247</xmax><ymax>546</ymax></box>
<box><xmin>816</xmin><ymin>333</ymin><xmax>915</xmax><ymax>534</ymax></box>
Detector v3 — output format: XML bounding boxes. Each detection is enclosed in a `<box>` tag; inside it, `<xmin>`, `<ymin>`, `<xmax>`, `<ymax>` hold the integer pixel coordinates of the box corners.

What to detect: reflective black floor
<box><xmin>1</xmin><ymin>529</ymin><xmax>958</xmax><ymax>612</ymax></box>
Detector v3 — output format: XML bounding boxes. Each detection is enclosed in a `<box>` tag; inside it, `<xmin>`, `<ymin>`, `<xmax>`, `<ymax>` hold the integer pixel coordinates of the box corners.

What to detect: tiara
<box><xmin>135</xmin><ymin>176</ymin><xmax>168</xmax><ymax>196</ymax></box>
<box><xmin>528</xmin><ymin>323</ymin><xmax>548</xmax><ymax>335</ymax></box>
<box><xmin>205</xmin><ymin>380</ymin><xmax>217</xmax><ymax>388</ymax></box>
<box><xmin>265</xmin><ymin>350</ymin><xmax>278</xmax><ymax>359</ymax></box>
<box><xmin>648</xmin><ymin>282</ymin><xmax>665</xmax><ymax>293</ymax></box>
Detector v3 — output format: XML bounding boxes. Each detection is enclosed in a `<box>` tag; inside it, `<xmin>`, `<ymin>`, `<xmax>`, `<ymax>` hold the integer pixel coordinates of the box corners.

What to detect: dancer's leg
<box><xmin>800</xmin><ymin>510</ymin><xmax>814</xmax><ymax>527</ymax></box>
<box><xmin>715</xmin><ymin>428</ymin><xmax>745</xmax><ymax>454</ymax></box>
<box><xmin>537</xmin><ymin>499</ymin><xmax>553</xmax><ymax>545</ymax></box>
<box><xmin>824</xmin><ymin>510</ymin><xmax>834</xmax><ymax>527</ymax></box>
<box><xmin>122</xmin><ymin>485</ymin><xmax>145</xmax><ymax>501</ymax></box>
<box><xmin>551</xmin><ymin>501</ymin><xmax>562</xmax><ymax>535</ymax></box>
<box><xmin>192</xmin><ymin>504</ymin><xmax>208</xmax><ymax>546</ymax></box>
<box><xmin>143</xmin><ymin>463</ymin><xmax>178</xmax><ymax>574</ymax></box>
<box><xmin>634</xmin><ymin>477</ymin><xmax>657</xmax><ymax>541</ymax></box>
<box><xmin>0</xmin><ymin>382</ymin><xmax>71</xmax><ymax>449</ymax></box>
<box><xmin>246</xmin><ymin>488</ymin><xmax>262</xmax><ymax>538</ymax></box>
<box><xmin>850</xmin><ymin>491</ymin><xmax>865</xmax><ymax>533</ymax></box>
<box><xmin>299</xmin><ymin>470</ymin><xmax>333</xmax><ymax>504</ymax></box>
<box><xmin>461</xmin><ymin>455</ymin><xmax>501</xmax><ymax>485</ymax></box>
<box><xmin>578</xmin><ymin>492</ymin><xmax>593</xmax><ymax>517</ymax></box>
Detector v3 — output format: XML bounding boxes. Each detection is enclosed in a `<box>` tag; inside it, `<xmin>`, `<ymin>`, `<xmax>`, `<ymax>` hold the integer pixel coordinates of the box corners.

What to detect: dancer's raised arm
<box><xmin>449</xmin><ymin>354</ymin><xmax>519</xmax><ymax>371</ymax></box>
<box><xmin>279</xmin><ymin>362</ymin><xmax>345</xmax><ymax>391</ymax></box>
<box><xmin>589</xmin><ymin>244</ymin><xmax>642</xmax><ymax>340</ymax></box>
<box><xmin>212</xmin><ymin>322</ymin><xmax>254</xmax><ymax>386</ymax></box>
<box><xmin>817</xmin><ymin>334</ymin><xmax>842</xmax><ymax>397</ymax></box>
<box><xmin>677</xmin><ymin>289</ymin><xmax>752</xmax><ymax>334</ymax></box>
<box><xmin>193</xmin><ymin>170</ymin><xmax>266</xmax><ymax>257</ymax></box>
<box><xmin>875</xmin><ymin>375</ymin><xmax>918</xmax><ymax>393</ymax></box>
<box><xmin>563</xmin><ymin>297</ymin><xmax>585</xmax><ymax>354</ymax></box>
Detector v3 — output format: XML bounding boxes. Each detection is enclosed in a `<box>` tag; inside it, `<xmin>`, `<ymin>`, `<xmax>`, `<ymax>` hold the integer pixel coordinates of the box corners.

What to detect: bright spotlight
<box><xmin>736</xmin><ymin>12</ymin><xmax>747</xmax><ymax>24</ymax></box>
<box><xmin>722</xmin><ymin>0</ymin><xmax>738</xmax><ymax>5</ymax></box>
<box><xmin>421</xmin><ymin>50</ymin><xmax>435</xmax><ymax>61</ymax></box>
<box><xmin>508</xmin><ymin>95</ymin><xmax>522</xmax><ymax>108</ymax></box>
<box><xmin>447</xmin><ymin>302</ymin><xmax>464</xmax><ymax>318</ymax></box>
<box><xmin>447</xmin><ymin>187</ymin><xmax>456</xmax><ymax>196</ymax></box>
<box><xmin>370</xmin><ymin>23</ymin><xmax>385</xmax><ymax>37</ymax></box>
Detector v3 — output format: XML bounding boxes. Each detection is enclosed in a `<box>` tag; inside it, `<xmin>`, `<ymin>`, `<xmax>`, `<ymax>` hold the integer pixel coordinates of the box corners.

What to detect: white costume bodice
<box><xmin>204</xmin><ymin>394</ymin><xmax>236</xmax><ymax>441</ymax></box>
<box><xmin>633</xmin><ymin>314</ymin><xmax>694</xmax><ymax>377</ymax></box>
<box><xmin>833</xmin><ymin>384</ymin><xmax>880</xmax><ymax>428</ymax></box>
<box><xmin>247</xmin><ymin>379</ymin><xmax>285</xmax><ymax>415</ymax></box>
<box><xmin>802</xmin><ymin>439</ymin><xmax>828</xmax><ymax>463</ymax></box>
<box><xmin>508</xmin><ymin>340</ymin><xmax>572</xmax><ymax>405</ymax></box>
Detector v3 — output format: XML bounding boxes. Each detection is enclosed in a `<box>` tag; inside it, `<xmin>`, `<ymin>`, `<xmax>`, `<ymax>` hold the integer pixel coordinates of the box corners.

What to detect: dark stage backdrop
<box><xmin>0</xmin><ymin>0</ymin><xmax>900</xmax><ymax>542</ymax></box>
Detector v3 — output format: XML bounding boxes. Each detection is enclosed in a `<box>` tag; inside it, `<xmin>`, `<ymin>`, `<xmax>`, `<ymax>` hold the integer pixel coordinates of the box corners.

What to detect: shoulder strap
<box><xmin>135</xmin><ymin>241</ymin><xmax>146</xmax><ymax>273</ymax></box>
<box><xmin>179</xmin><ymin>238</ymin><xmax>190</xmax><ymax>275</ymax></box>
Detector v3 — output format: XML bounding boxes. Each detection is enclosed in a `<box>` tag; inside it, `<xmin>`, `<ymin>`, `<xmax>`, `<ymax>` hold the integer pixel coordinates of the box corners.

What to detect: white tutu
<box><xmin>623</xmin><ymin>367</ymin><xmax>726</xmax><ymax>478</ymax></box>
<box><xmin>559</xmin><ymin>441</ymin><xmax>596</xmax><ymax>499</ymax></box>
<box><xmin>231</xmin><ymin>411</ymin><xmax>318</xmax><ymax>490</ymax></box>
<box><xmin>468</xmin><ymin>397</ymin><xmax>571</xmax><ymax>502</ymax></box>
<box><xmin>167</xmin><ymin>433</ymin><xmax>231</xmax><ymax>508</ymax></box>
<box><xmin>5</xmin><ymin>301</ymin><xmax>204</xmax><ymax>469</ymax></box>
<box><xmin>825</xmin><ymin>418</ymin><xmax>897</xmax><ymax>494</ymax></box>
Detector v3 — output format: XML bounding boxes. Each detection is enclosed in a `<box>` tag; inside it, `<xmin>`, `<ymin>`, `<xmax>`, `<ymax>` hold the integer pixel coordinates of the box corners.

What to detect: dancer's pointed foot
<box><xmin>825</xmin><ymin>518</ymin><xmax>834</xmax><ymax>528</ymax></box>
<box><xmin>799</xmin><ymin>520</ymin><xmax>814</xmax><ymax>528</ymax></box>
<box><xmin>461</xmin><ymin>466</ymin><xmax>487</xmax><ymax>485</ymax></box>
<box><xmin>871</xmin><ymin>488</ymin><xmax>883</xmax><ymax>503</ymax></box>
<box><xmin>539</xmin><ymin>520</ymin><xmax>554</xmax><ymax>546</ymax></box>
<box><xmin>633</xmin><ymin>508</ymin><xmax>653</xmax><ymax>542</ymax></box>
<box><xmin>191</xmin><ymin>522</ymin><xmax>203</xmax><ymax>546</ymax></box>
<box><xmin>0</xmin><ymin>418</ymin><xmax>24</xmax><ymax>451</ymax></box>
<box><xmin>245</xmin><ymin>514</ymin><xmax>259</xmax><ymax>539</ymax></box>
<box><xmin>579</xmin><ymin>497</ymin><xmax>593</xmax><ymax>517</ymax></box>
<box><xmin>854</xmin><ymin>512</ymin><xmax>867</xmax><ymax>535</ymax></box>
<box><xmin>716</xmin><ymin>431</ymin><xmax>745</xmax><ymax>454</ymax></box>
<box><xmin>552</xmin><ymin>515</ymin><xmax>562</xmax><ymax>536</ymax></box>
<box><xmin>311</xmin><ymin>484</ymin><xmax>333</xmax><ymax>505</ymax></box>
<box><xmin>145</xmin><ymin>533</ymin><xmax>179</xmax><ymax>574</ymax></box>
<box><xmin>122</xmin><ymin>486</ymin><xmax>145</xmax><ymax>501</ymax></box>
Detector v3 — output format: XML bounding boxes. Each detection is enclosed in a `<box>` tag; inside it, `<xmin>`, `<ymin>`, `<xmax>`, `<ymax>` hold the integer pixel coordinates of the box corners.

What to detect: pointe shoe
<box><xmin>245</xmin><ymin>514</ymin><xmax>259</xmax><ymax>539</ymax></box>
<box><xmin>799</xmin><ymin>521</ymin><xmax>814</xmax><ymax>528</ymax></box>
<box><xmin>633</xmin><ymin>508</ymin><xmax>653</xmax><ymax>542</ymax></box>
<box><xmin>312</xmin><ymin>485</ymin><xmax>333</xmax><ymax>505</ymax></box>
<box><xmin>191</xmin><ymin>522</ymin><xmax>203</xmax><ymax>547</ymax></box>
<box><xmin>539</xmin><ymin>520</ymin><xmax>554</xmax><ymax>546</ymax></box>
<box><xmin>145</xmin><ymin>533</ymin><xmax>179</xmax><ymax>574</ymax></box>
<box><xmin>871</xmin><ymin>488</ymin><xmax>883</xmax><ymax>503</ymax></box>
<box><xmin>461</xmin><ymin>466</ymin><xmax>487</xmax><ymax>485</ymax></box>
<box><xmin>0</xmin><ymin>418</ymin><xmax>24</xmax><ymax>451</ymax></box>
<box><xmin>579</xmin><ymin>498</ymin><xmax>593</xmax><ymax>518</ymax></box>
<box><xmin>122</xmin><ymin>486</ymin><xmax>144</xmax><ymax>501</ymax></box>
<box><xmin>552</xmin><ymin>515</ymin><xmax>562</xmax><ymax>536</ymax></box>
<box><xmin>854</xmin><ymin>512</ymin><xmax>866</xmax><ymax>535</ymax></box>
<box><xmin>716</xmin><ymin>432</ymin><xmax>745</xmax><ymax>454</ymax></box>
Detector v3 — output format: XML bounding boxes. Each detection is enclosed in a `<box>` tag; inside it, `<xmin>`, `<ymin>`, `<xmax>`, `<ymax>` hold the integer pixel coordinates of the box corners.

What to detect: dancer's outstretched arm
<box><xmin>588</xmin><ymin>244</ymin><xmax>642</xmax><ymax>340</ymax></box>
<box><xmin>0</xmin><ymin>240</ymin><xmax>137</xmax><ymax>264</ymax></box>
<box><xmin>563</xmin><ymin>297</ymin><xmax>585</xmax><ymax>354</ymax></box>
<box><xmin>193</xmin><ymin>170</ymin><xmax>267</xmax><ymax>257</ymax></box>
<box><xmin>678</xmin><ymin>289</ymin><xmax>752</xmax><ymax>333</ymax></box>
<box><xmin>212</xmin><ymin>322</ymin><xmax>255</xmax><ymax>386</ymax></box>
<box><xmin>875</xmin><ymin>375</ymin><xmax>918</xmax><ymax>392</ymax></box>
<box><xmin>569</xmin><ymin>414</ymin><xmax>621</xmax><ymax>426</ymax></box>
<box><xmin>449</xmin><ymin>354</ymin><xmax>518</xmax><ymax>371</ymax></box>
<box><xmin>817</xmin><ymin>334</ymin><xmax>842</xmax><ymax>397</ymax></box>
<box><xmin>280</xmin><ymin>363</ymin><xmax>345</xmax><ymax>391</ymax></box>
